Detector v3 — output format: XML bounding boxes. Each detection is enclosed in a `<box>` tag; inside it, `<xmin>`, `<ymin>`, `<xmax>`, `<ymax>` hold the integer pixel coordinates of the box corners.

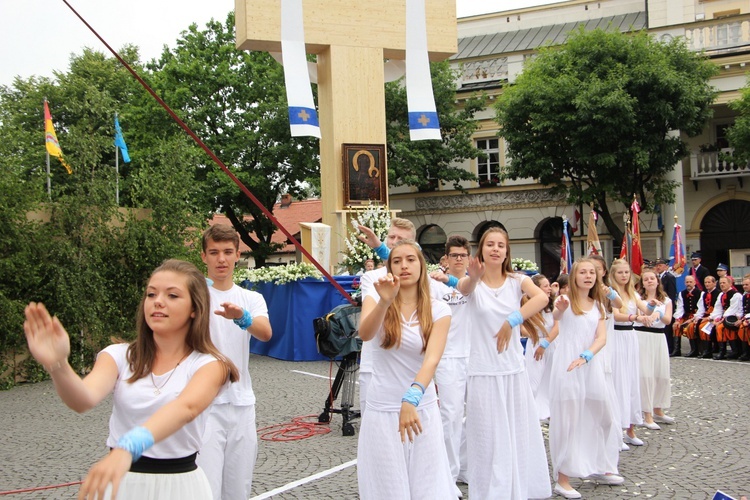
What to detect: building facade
<box><xmin>389</xmin><ymin>0</ymin><xmax>750</xmax><ymax>279</ymax></box>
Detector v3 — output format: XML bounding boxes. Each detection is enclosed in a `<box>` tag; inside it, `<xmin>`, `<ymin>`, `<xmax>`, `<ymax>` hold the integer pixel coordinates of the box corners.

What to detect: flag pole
<box><xmin>115</xmin><ymin>140</ymin><xmax>120</xmax><ymax>206</ymax></box>
<box><xmin>46</xmin><ymin>151</ymin><xmax>51</xmax><ymax>200</ymax></box>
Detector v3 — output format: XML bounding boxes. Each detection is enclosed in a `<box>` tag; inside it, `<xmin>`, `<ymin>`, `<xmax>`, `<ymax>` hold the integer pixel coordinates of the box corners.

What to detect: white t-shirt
<box><xmin>434</xmin><ymin>281</ymin><xmax>471</xmax><ymax>358</ymax></box>
<box><xmin>208</xmin><ymin>284</ymin><xmax>269</xmax><ymax>406</ymax></box>
<box><xmin>366</xmin><ymin>297</ymin><xmax>451</xmax><ymax>411</ymax></box>
<box><xmin>102</xmin><ymin>343</ymin><xmax>221</xmax><ymax>459</ymax></box>
<box><xmin>466</xmin><ymin>273</ymin><xmax>528</xmax><ymax>376</ymax></box>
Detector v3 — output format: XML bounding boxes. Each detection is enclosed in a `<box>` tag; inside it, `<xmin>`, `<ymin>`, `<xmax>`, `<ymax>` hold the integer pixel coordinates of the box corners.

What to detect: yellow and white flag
<box><xmin>44</xmin><ymin>101</ymin><xmax>72</xmax><ymax>174</ymax></box>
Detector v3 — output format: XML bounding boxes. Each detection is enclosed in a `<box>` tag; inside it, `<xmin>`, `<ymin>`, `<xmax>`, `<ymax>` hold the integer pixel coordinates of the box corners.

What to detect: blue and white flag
<box><xmin>405</xmin><ymin>0</ymin><xmax>441</xmax><ymax>141</ymax></box>
<box><xmin>114</xmin><ymin>114</ymin><xmax>130</xmax><ymax>163</ymax></box>
<box><xmin>281</xmin><ymin>0</ymin><xmax>320</xmax><ymax>138</ymax></box>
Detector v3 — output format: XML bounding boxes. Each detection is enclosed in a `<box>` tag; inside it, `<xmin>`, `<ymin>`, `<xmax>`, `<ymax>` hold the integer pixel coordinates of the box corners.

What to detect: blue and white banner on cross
<box><xmin>281</xmin><ymin>0</ymin><xmax>320</xmax><ymax>138</ymax></box>
<box><xmin>406</xmin><ymin>0</ymin><xmax>441</xmax><ymax>141</ymax></box>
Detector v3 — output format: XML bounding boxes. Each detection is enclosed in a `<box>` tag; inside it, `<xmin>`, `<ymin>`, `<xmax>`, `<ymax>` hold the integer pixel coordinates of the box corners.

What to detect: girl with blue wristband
<box><xmin>548</xmin><ymin>259</ymin><xmax>623</xmax><ymax>498</ymax></box>
<box><xmin>357</xmin><ymin>241</ymin><xmax>454</xmax><ymax>499</ymax></box>
<box><xmin>23</xmin><ymin>260</ymin><xmax>238</xmax><ymax>499</ymax></box>
<box><xmin>456</xmin><ymin>227</ymin><xmax>551</xmax><ymax>499</ymax></box>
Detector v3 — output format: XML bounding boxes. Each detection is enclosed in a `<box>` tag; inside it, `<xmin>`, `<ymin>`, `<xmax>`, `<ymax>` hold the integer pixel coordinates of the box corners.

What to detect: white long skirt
<box><xmin>104</xmin><ymin>467</ymin><xmax>212</xmax><ymax>499</ymax></box>
<box><xmin>610</xmin><ymin>328</ymin><xmax>644</xmax><ymax>428</ymax></box>
<box><xmin>525</xmin><ymin>338</ymin><xmax>556</xmax><ymax>420</ymax></box>
<box><xmin>357</xmin><ymin>402</ymin><xmax>455</xmax><ymax>500</ymax></box>
<box><xmin>637</xmin><ymin>330</ymin><xmax>672</xmax><ymax>411</ymax></box>
<box><xmin>466</xmin><ymin>373</ymin><xmax>551</xmax><ymax>500</ymax></box>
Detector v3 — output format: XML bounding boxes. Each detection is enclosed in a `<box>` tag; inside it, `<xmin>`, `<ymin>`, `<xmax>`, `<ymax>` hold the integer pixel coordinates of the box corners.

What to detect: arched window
<box><xmin>539</xmin><ymin>217</ymin><xmax>572</xmax><ymax>281</ymax></box>
<box><xmin>417</xmin><ymin>224</ymin><xmax>447</xmax><ymax>264</ymax></box>
<box><xmin>473</xmin><ymin>220</ymin><xmax>507</xmax><ymax>244</ymax></box>
<box><xmin>700</xmin><ymin>200</ymin><xmax>750</xmax><ymax>272</ymax></box>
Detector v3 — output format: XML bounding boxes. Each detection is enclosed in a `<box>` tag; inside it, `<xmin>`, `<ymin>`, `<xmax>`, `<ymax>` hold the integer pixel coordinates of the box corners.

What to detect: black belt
<box><xmin>634</xmin><ymin>326</ymin><xmax>664</xmax><ymax>334</ymax></box>
<box><xmin>128</xmin><ymin>452</ymin><xmax>198</xmax><ymax>474</ymax></box>
<box><xmin>614</xmin><ymin>324</ymin><xmax>634</xmax><ymax>331</ymax></box>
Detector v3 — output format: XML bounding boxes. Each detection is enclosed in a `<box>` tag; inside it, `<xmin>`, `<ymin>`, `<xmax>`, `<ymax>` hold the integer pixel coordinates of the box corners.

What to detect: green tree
<box><xmin>496</xmin><ymin>28</ymin><xmax>717</xmax><ymax>242</ymax></box>
<box><xmin>385</xmin><ymin>61</ymin><xmax>484</xmax><ymax>191</ymax></box>
<box><xmin>144</xmin><ymin>12</ymin><xmax>320</xmax><ymax>267</ymax></box>
<box><xmin>727</xmin><ymin>77</ymin><xmax>750</xmax><ymax>164</ymax></box>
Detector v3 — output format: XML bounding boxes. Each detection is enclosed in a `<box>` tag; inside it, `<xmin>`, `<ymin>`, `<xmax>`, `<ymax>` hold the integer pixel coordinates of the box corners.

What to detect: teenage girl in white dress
<box><xmin>357</xmin><ymin>240</ymin><xmax>454</xmax><ymax>499</ymax></box>
<box><xmin>23</xmin><ymin>260</ymin><xmax>238</xmax><ymax>500</ymax></box>
<box><xmin>634</xmin><ymin>267</ymin><xmax>674</xmax><ymax>429</ymax></box>
<box><xmin>457</xmin><ymin>227</ymin><xmax>551</xmax><ymax>500</ymax></box>
<box><xmin>609</xmin><ymin>259</ymin><xmax>651</xmax><ymax>446</ymax></box>
<box><xmin>523</xmin><ymin>274</ymin><xmax>557</xmax><ymax>421</ymax></box>
<box><xmin>548</xmin><ymin>259</ymin><xmax>623</xmax><ymax>499</ymax></box>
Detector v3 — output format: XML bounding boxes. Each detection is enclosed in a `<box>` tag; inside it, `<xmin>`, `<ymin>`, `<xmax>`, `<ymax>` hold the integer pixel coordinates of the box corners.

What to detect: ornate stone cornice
<box><xmin>409</xmin><ymin>188</ymin><xmax>566</xmax><ymax>215</ymax></box>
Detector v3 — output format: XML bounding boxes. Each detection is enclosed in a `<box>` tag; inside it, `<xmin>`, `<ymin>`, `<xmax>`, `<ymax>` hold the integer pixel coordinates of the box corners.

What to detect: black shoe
<box><xmin>727</xmin><ymin>351</ymin><xmax>740</xmax><ymax>360</ymax></box>
<box><xmin>701</xmin><ymin>351</ymin><xmax>713</xmax><ymax>359</ymax></box>
<box><xmin>713</xmin><ymin>352</ymin><xmax>726</xmax><ymax>360</ymax></box>
<box><xmin>739</xmin><ymin>353</ymin><xmax>750</xmax><ymax>361</ymax></box>
<box><xmin>685</xmin><ymin>349</ymin><xmax>699</xmax><ymax>358</ymax></box>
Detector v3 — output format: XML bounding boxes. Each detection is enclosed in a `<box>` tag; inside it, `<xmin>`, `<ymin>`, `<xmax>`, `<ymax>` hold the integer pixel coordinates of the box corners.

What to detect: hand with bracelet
<box><xmin>567</xmin><ymin>349</ymin><xmax>593</xmax><ymax>372</ymax></box>
<box><xmin>215</xmin><ymin>301</ymin><xmax>253</xmax><ymax>329</ymax></box>
<box><xmin>496</xmin><ymin>310</ymin><xmax>523</xmax><ymax>353</ymax></box>
<box><xmin>399</xmin><ymin>382</ymin><xmax>425</xmax><ymax>442</ymax></box>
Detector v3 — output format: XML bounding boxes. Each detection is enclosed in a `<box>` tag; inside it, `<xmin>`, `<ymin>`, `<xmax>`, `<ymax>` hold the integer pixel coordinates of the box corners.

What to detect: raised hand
<box><xmin>78</xmin><ymin>448</ymin><xmax>132</xmax><ymax>500</ymax></box>
<box><xmin>555</xmin><ymin>294</ymin><xmax>570</xmax><ymax>312</ymax></box>
<box><xmin>429</xmin><ymin>270</ymin><xmax>449</xmax><ymax>283</ymax></box>
<box><xmin>374</xmin><ymin>273</ymin><xmax>400</xmax><ymax>305</ymax></box>
<box><xmin>466</xmin><ymin>256</ymin><xmax>484</xmax><ymax>281</ymax></box>
<box><xmin>356</xmin><ymin>224</ymin><xmax>381</xmax><ymax>250</ymax></box>
<box><xmin>24</xmin><ymin>302</ymin><xmax>70</xmax><ymax>370</ymax></box>
<box><xmin>215</xmin><ymin>302</ymin><xmax>245</xmax><ymax>320</ymax></box>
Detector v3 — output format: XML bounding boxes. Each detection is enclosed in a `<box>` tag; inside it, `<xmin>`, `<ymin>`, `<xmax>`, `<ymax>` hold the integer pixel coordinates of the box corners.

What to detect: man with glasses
<box><xmin>429</xmin><ymin>236</ymin><xmax>472</xmax><ymax>490</ymax></box>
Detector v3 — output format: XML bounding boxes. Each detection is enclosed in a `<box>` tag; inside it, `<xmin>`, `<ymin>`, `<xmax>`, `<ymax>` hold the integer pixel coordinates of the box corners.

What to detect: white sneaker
<box><xmin>653</xmin><ymin>414</ymin><xmax>675</xmax><ymax>424</ymax></box>
<box><xmin>553</xmin><ymin>483</ymin><xmax>582</xmax><ymax>499</ymax></box>
<box><xmin>589</xmin><ymin>473</ymin><xmax>625</xmax><ymax>485</ymax></box>
<box><xmin>620</xmin><ymin>442</ymin><xmax>630</xmax><ymax>451</ymax></box>
<box><xmin>624</xmin><ymin>434</ymin><xmax>644</xmax><ymax>446</ymax></box>
<box><xmin>642</xmin><ymin>421</ymin><xmax>661</xmax><ymax>430</ymax></box>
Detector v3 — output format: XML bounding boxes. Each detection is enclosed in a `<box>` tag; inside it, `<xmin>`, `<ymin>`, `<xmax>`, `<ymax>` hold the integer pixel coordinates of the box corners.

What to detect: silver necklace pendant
<box><xmin>153</xmin><ymin>388</ymin><xmax>161</xmax><ymax>396</ymax></box>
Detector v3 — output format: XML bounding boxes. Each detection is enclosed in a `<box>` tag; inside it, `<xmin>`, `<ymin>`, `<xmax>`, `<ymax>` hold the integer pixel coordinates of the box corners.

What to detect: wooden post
<box><xmin>235</xmin><ymin>0</ymin><xmax>456</xmax><ymax>271</ymax></box>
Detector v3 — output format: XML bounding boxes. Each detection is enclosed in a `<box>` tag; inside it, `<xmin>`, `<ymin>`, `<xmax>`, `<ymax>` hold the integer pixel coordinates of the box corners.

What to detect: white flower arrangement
<box><xmin>233</xmin><ymin>262</ymin><xmax>323</xmax><ymax>285</ymax></box>
<box><xmin>340</xmin><ymin>205</ymin><xmax>392</xmax><ymax>272</ymax></box>
<box><xmin>511</xmin><ymin>258</ymin><xmax>539</xmax><ymax>272</ymax></box>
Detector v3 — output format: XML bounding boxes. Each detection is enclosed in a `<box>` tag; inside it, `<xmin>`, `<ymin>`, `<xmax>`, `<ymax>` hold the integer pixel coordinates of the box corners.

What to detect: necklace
<box><xmin>150</xmin><ymin>351</ymin><xmax>191</xmax><ymax>396</ymax></box>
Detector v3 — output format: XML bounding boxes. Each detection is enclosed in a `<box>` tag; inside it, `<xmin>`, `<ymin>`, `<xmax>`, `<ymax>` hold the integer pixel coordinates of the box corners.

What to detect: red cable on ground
<box><xmin>0</xmin><ymin>481</ymin><xmax>82</xmax><ymax>496</ymax></box>
<box><xmin>59</xmin><ymin>0</ymin><xmax>355</xmax><ymax>306</ymax></box>
<box><xmin>258</xmin><ymin>415</ymin><xmax>331</xmax><ymax>442</ymax></box>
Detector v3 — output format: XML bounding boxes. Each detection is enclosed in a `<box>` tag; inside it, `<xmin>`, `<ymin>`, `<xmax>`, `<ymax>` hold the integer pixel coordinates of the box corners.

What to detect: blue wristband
<box><xmin>411</xmin><ymin>381</ymin><xmax>426</xmax><ymax>394</ymax></box>
<box><xmin>446</xmin><ymin>275</ymin><xmax>459</xmax><ymax>288</ymax></box>
<box><xmin>375</xmin><ymin>242</ymin><xmax>390</xmax><ymax>260</ymax></box>
<box><xmin>507</xmin><ymin>310</ymin><xmax>524</xmax><ymax>328</ymax></box>
<box><xmin>233</xmin><ymin>309</ymin><xmax>253</xmax><ymax>330</ymax></box>
<box><xmin>116</xmin><ymin>426</ymin><xmax>154</xmax><ymax>462</ymax></box>
<box><xmin>539</xmin><ymin>339</ymin><xmax>550</xmax><ymax>349</ymax></box>
<box><xmin>401</xmin><ymin>386</ymin><xmax>423</xmax><ymax>407</ymax></box>
<box><xmin>580</xmin><ymin>350</ymin><xmax>594</xmax><ymax>363</ymax></box>
<box><xmin>607</xmin><ymin>287</ymin><xmax>617</xmax><ymax>301</ymax></box>
<box><xmin>647</xmin><ymin>303</ymin><xmax>656</xmax><ymax>311</ymax></box>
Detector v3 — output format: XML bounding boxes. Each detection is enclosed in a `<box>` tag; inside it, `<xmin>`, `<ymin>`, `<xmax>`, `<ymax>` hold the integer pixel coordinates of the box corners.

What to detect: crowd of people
<box><xmin>22</xmin><ymin>219</ymin><xmax>750</xmax><ymax>499</ymax></box>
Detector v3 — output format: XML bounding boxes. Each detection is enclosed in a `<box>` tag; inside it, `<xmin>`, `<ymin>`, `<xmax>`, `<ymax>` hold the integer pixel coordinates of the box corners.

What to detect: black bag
<box><xmin>313</xmin><ymin>304</ymin><xmax>362</xmax><ymax>358</ymax></box>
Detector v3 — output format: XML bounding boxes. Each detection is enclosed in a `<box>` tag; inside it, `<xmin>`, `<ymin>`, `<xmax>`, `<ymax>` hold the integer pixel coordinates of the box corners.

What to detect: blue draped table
<box><xmin>244</xmin><ymin>276</ymin><xmax>358</xmax><ymax>361</ymax></box>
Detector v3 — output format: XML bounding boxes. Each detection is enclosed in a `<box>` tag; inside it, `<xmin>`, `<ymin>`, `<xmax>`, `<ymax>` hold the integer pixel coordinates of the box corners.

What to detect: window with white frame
<box><xmin>476</xmin><ymin>138</ymin><xmax>501</xmax><ymax>182</ymax></box>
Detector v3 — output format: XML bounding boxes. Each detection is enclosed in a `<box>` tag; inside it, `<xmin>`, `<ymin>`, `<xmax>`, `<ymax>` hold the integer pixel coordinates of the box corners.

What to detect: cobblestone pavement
<box><xmin>2</xmin><ymin>339</ymin><xmax>749</xmax><ymax>499</ymax></box>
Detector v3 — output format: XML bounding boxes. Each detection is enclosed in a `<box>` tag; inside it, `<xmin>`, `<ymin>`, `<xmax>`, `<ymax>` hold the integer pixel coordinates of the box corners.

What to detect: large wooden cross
<box><xmin>236</xmin><ymin>0</ymin><xmax>456</xmax><ymax>270</ymax></box>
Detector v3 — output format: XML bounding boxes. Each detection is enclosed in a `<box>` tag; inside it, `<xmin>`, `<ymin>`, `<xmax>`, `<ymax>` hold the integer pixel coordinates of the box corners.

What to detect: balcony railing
<box><xmin>683</xmin><ymin>19</ymin><xmax>750</xmax><ymax>53</ymax></box>
<box><xmin>690</xmin><ymin>151</ymin><xmax>750</xmax><ymax>180</ymax></box>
